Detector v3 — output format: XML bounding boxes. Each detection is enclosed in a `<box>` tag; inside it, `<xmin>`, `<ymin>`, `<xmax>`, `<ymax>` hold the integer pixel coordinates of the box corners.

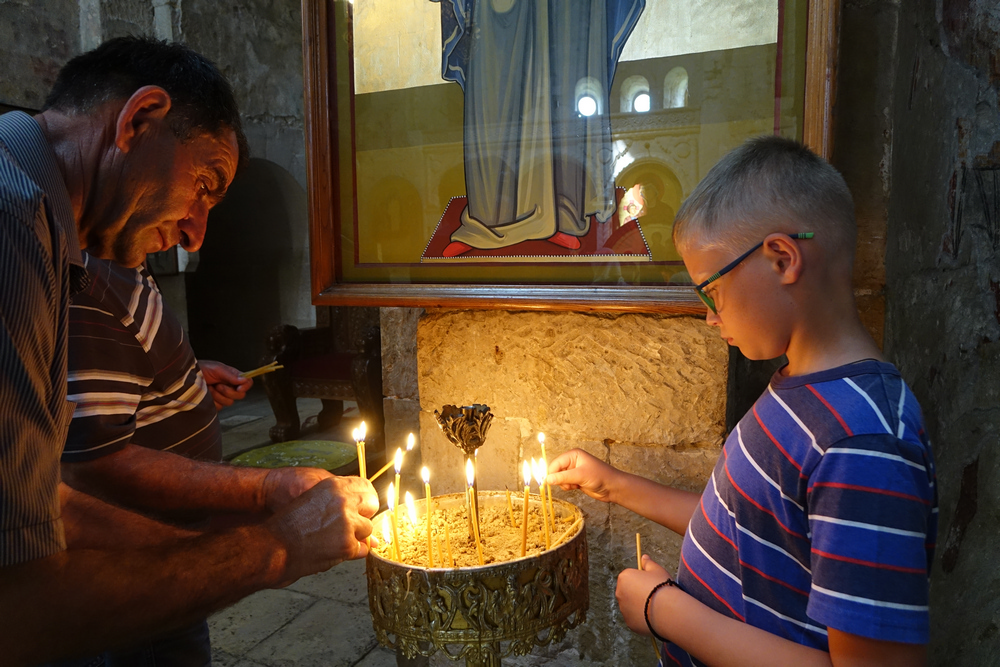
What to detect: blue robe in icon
<box><xmin>431</xmin><ymin>0</ymin><xmax>645</xmax><ymax>249</ymax></box>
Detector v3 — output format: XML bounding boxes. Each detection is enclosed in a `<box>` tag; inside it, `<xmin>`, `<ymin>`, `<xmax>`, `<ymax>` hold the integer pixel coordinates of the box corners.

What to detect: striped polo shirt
<box><xmin>666</xmin><ymin>360</ymin><xmax>937</xmax><ymax>665</ymax></box>
<box><xmin>62</xmin><ymin>254</ymin><xmax>222</xmax><ymax>464</ymax></box>
<box><xmin>0</xmin><ymin>111</ymin><xmax>86</xmax><ymax>565</ymax></box>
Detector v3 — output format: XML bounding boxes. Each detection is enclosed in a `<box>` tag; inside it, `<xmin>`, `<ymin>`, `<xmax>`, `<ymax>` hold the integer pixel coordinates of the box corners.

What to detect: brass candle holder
<box><xmin>367</xmin><ymin>491</ymin><xmax>588</xmax><ymax>667</ymax></box>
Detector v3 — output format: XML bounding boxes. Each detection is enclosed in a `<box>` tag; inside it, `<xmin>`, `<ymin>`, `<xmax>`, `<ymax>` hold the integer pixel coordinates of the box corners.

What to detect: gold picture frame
<box><xmin>301</xmin><ymin>0</ymin><xmax>840</xmax><ymax>312</ymax></box>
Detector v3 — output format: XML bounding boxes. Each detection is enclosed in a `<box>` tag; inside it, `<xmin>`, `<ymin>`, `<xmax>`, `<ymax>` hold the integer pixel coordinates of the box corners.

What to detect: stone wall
<box><xmin>881</xmin><ymin>1</ymin><xmax>1000</xmax><ymax>663</ymax></box>
<box><xmin>402</xmin><ymin>309</ymin><xmax>728</xmax><ymax>664</ymax></box>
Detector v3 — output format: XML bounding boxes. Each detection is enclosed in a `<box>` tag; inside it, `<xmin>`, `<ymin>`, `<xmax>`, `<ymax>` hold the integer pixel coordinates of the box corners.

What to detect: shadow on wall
<box><xmin>186</xmin><ymin>158</ymin><xmax>308</xmax><ymax>371</ymax></box>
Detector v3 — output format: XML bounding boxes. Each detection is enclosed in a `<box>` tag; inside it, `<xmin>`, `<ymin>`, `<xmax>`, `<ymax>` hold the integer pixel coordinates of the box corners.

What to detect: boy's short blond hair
<box><xmin>673</xmin><ymin>136</ymin><xmax>855</xmax><ymax>262</ymax></box>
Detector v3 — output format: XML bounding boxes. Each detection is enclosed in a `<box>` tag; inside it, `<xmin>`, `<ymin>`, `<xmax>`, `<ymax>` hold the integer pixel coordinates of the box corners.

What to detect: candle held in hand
<box><xmin>387</xmin><ymin>483</ymin><xmax>400</xmax><ymax>562</ymax></box>
<box><xmin>533</xmin><ymin>459</ymin><xmax>550</xmax><ymax>550</ymax></box>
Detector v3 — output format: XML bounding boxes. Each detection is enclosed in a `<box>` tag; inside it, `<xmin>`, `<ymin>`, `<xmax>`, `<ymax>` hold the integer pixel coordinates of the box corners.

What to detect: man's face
<box><xmin>88</xmin><ymin>127</ymin><xmax>239</xmax><ymax>268</ymax></box>
<box><xmin>681</xmin><ymin>234</ymin><xmax>791</xmax><ymax>361</ymax></box>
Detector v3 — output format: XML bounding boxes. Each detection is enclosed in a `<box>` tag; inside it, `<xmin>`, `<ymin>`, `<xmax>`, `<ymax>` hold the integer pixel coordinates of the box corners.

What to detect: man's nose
<box><xmin>177</xmin><ymin>200</ymin><xmax>209</xmax><ymax>252</ymax></box>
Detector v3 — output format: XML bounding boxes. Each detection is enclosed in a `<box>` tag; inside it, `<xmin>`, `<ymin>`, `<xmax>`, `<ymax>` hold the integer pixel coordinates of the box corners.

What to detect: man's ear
<box><xmin>763</xmin><ymin>233</ymin><xmax>804</xmax><ymax>285</ymax></box>
<box><xmin>114</xmin><ymin>86</ymin><xmax>172</xmax><ymax>153</ymax></box>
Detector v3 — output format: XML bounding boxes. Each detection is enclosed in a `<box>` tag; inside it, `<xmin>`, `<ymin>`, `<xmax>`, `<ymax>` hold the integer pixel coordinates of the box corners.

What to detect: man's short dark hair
<box><xmin>673</xmin><ymin>136</ymin><xmax>855</xmax><ymax>258</ymax></box>
<box><xmin>44</xmin><ymin>36</ymin><xmax>248</xmax><ymax>168</ymax></box>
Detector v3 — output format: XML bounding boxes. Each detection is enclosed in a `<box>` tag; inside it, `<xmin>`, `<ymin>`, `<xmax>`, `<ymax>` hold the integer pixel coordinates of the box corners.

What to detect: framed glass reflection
<box><xmin>302</xmin><ymin>0</ymin><xmax>839</xmax><ymax>311</ymax></box>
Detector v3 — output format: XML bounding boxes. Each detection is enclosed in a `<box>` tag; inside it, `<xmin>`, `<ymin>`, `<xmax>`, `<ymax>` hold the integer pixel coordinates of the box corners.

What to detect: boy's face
<box><xmin>680</xmin><ymin>234</ymin><xmax>792</xmax><ymax>361</ymax></box>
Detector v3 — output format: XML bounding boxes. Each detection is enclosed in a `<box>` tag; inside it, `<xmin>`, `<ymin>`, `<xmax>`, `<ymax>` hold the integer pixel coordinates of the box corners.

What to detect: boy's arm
<box><xmin>619</xmin><ymin>559</ymin><xmax>926</xmax><ymax>667</ymax></box>
<box><xmin>548</xmin><ymin>449</ymin><xmax>700</xmax><ymax>535</ymax></box>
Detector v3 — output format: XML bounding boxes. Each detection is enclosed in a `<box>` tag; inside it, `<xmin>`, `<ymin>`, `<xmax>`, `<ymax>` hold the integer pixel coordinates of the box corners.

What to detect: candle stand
<box><xmin>367</xmin><ymin>491</ymin><xmax>588</xmax><ymax>667</ymax></box>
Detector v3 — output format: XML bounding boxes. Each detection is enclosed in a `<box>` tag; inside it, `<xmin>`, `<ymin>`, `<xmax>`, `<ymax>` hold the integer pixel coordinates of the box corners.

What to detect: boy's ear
<box><xmin>114</xmin><ymin>86</ymin><xmax>172</xmax><ymax>153</ymax></box>
<box><xmin>762</xmin><ymin>233</ymin><xmax>804</xmax><ymax>285</ymax></box>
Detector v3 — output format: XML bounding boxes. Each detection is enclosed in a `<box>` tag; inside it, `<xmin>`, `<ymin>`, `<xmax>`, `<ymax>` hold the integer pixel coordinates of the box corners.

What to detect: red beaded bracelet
<box><xmin>644</xmin><ymin>578</ymin><xmax>678</xmax><ymax>644</ymax></box>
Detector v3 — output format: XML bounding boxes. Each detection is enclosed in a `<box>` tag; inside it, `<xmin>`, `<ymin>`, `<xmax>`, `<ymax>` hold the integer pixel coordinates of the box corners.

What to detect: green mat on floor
<box><xmin>230</xmin><ymin>440</ymin><xmax>357</xmax><ymax>471</ymax></box>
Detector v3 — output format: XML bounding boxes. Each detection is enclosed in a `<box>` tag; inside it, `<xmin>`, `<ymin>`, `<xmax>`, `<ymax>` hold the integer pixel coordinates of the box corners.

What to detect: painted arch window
<box><xmin>619</xmin><ymin>75</ymin><xmax>651</xmax><ymax>113</ymax></box>
<box><xmin>663</xmin><ymin>67</ymin><xmax>689</xmax><ymax>109</ymax></box>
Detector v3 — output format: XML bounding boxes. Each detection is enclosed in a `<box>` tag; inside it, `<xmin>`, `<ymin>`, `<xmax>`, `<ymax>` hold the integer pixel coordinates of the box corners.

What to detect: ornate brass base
<box><xmin>367</xmin><ymin>492</ymin><xmax>588</xmax><ymax>667</ymax></box>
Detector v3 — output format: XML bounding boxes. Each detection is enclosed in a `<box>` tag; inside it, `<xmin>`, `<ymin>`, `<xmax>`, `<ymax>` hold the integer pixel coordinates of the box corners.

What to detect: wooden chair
<box><xmin>260</xmin><ymin>308</ymin><xmax>384</xmax><ymax>458</ymax></box>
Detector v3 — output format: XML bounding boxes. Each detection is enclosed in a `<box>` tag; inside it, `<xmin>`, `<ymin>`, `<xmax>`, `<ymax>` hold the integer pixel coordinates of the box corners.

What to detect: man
<box><xmin>0</xmin><ymin>36</ymin><xmax>377</xmax><ymax>665</ymax></box>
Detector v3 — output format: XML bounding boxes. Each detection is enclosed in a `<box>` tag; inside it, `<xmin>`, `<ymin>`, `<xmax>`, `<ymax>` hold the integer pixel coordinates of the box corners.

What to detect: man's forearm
<box><xmin>60</xmin><ymin>483</ymin><xmax>199</xmax><ymax>549</ymax></box>
<box><xmin>62</xmin><ymin>445</ymin><xmax>270</xmax><ymax>516</ymax></box>
<box><xmin>611</xmin><ymin>474</ymin><xmax>701</xmax><ymax>536</ymax></box>
<box><xmin>0</xmin><ymin>525</ymin><xmax>286</xmax><ymax>666</ymax></box>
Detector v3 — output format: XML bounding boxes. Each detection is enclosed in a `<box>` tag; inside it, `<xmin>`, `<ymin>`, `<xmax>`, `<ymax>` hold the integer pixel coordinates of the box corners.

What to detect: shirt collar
<box><xmin>0</xmin><ymin>111</ymin><xmax>83</xmax><ymax>267</ymax></box>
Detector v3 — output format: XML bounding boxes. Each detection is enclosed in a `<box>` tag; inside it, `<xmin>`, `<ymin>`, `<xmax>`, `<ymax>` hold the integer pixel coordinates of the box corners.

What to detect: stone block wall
<box><xmin>397</xmin><ymin>308</ymin><xmax>728</xmax><ymax>664</ymax></box>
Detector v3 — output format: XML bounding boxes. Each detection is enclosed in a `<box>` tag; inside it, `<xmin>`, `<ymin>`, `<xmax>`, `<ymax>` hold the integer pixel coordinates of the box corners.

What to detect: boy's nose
<box><xmin>705</xmin><ymin>310</ymin><xmax>722</xmax><ymax>327</ymax></box>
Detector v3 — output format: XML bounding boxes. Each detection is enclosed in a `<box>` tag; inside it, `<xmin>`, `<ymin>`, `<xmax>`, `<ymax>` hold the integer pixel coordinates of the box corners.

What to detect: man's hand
<box><xmin>616</xmin><ymin>555</ymin><xmax>671</xmax><ymax>635</ymax></box>
<box><xmin>262</xmin><ymin>467</ymin><xmax>334</xmax><ymax>511</ymax></box>
<box><xmin>546</xmin><ymin>449</ymin><xmax>622</xmax><ymax>503</ymax></box>
<box><xmin>199</xmin><ymin>360</ymin><xmax>252</xmax><ymax>409</ymax></box>
<box><xmin>264</xmin><ymin>476</ymin><xmax>379</xmax><ymax>585</ymax></box>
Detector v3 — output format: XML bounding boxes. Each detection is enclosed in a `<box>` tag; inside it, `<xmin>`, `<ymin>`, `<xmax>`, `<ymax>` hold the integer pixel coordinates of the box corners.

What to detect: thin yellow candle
<box><xmin>505</xmin><ymin>488</ymin><xmax>516</xmax><ymax>528</ymax></box>
<box><xmin>521</xmin><ymin>459</ymin><xmax>531</xmax><ymax>557</ymax></box>
<box><xmin>387</xmin><ymin>483</ymin><xmax>400</xmax><ymax>562</ymax></box>
<box><xmin>436</xmin><ymin>532</ymin><xmax>444</xmax><ymax>568</ymax></box>
<box><xmin>466</xmin><ymin>460</ymin><xmax>484</xmax><ymax>565</ymax></box>
<box><xmin>357</xmin><ymin>421</ymin><xmax>368</xmax><ymax>478</ymax></box>
<box><xmin>352</xmin><ymin>426</ymin><xmax>362</xmax><ymax>477</ymax></box>
<box><xmin>541</xmin><ymin>455</ymin><xmax>555</xmax><ymax>533</ymax></box>
<box><xmin>393</xmin><ymin>447</ymin><xmax>403</xmax><ymax>533</ymax></box>
<box><xmin>444</xmin><ymin>520</ymin><xmax>454</xmax><ymax>567</ymax></box>
<box><xmin>422</xmin><ymin>466</ymin><xmax>434</xmax><ymax>567</ymax></box>
<box><xmin>381</xmin><ymin>514</ymin><xmax>393</xmax><ymax>561</ymax></box>
<box><xmin>636</xmin><ymin>532</ymin><xmax>663</xmax><ymax>661</ymax></box>
<box><xmin>369</xmin><ymin>433</ymin><xmax>414</xmax><ymax>483</ymax></box>
<box><xmin>537</xmin><ymin>432</ymin><xmax>546</xmax><ymax>461</ymax></box>
<box><xmin>405</xmin><ymin>491</ymin><xmax>417</xmax><ymax>529</ymax></box>
<box><xmin>534</xmin><ymin>459</ymin><xmax>550</xmax><ymax>550</ymax></box>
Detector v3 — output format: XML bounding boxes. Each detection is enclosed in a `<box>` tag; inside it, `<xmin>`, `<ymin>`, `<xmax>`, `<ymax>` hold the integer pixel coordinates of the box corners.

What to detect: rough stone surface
<box><xmin>245</xmin><ymin>599</ymin><xmax>379</xmax><ymax>667</ymax></box>
<box><xmin>285</xmin><ymin>558</ymin><xmax>368</xmax><ymax>605</ymax></box>
<box><xmin>880</xmin><ymin>1</ymin><xmax>1000</xmax><ymax>663</ymax></box>
<box><xmin>416</xmin><ymin>310</ymin><xmax>728</xmax><ymax>663</ymax></box>
<box><xmin>209</xmin><ymin>588</ymin><xmax>317</xmax><ymax>656</ymax></box>
<box><xmin>0</xmin><ymin>1</ymin><xmax>78</xmax><ymax>110</ymax></box>
<box><xmin>382</xmin><ymin>307</ymin><xmax>423</xmax><ymax>400</ymax></box>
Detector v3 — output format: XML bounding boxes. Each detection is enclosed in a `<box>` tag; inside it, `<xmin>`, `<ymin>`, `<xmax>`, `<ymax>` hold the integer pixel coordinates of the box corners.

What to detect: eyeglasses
<box><xmin>695</xmin><ymin>232</ymin><xmax>814</xmax><ymax>314</ymax></box>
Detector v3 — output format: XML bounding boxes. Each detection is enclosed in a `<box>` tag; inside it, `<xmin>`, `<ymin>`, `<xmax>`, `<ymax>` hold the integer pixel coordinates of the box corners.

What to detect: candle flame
<box><xmin>523</xmin><ymin>459</ymin><xmax>532</xmax><ymax>486</ymax></box>
<box><xmin>382</xmin><ymin>514</ymin><xmax>392</xmax><ymax>544</ymax></box>
<box><xmin>358</xmin><ymin>421</ymin><xmax>367</xmax><ymax>441</ymax></box>
<box><xmin>421</xmin><ymin>466</ymin><xmax>430</xmax><ymax>484</ymax></box>
<box><xmin>394</xmin><ymin>447</ymin><xmax>403</xmax><ymax>473</ymax></box>
<box><xmin>387</xmin><ymin>482</ymin><xmax>395</xmax><ymax>510</ymax></box>
<box><xmin>351</xmin><ymin>427</ymin><xmax>359</xmax><ymax>442</ymax></box>
<box><xmin>466</xmin><ymin>458</ymin><xmax>475</xmax><ymax>487</ymax></box>
<box><xmin>406</xmin><ymin>433</ymin><xmax>416</xmax><ymax>451</ymax></box>
<box><xmin>537</xmin><ymin>432</ymin><xmax>545</xmax><ymax>444</ymax></box>
<box><xmin>533</xmin><ymin>458</ymin><xmax>546</xmax><ymax>485</ymax></box>
<box><xmin>405</xmin><ymin>491</ymin><xmax>417</xmax><ymax>525</ymax></box>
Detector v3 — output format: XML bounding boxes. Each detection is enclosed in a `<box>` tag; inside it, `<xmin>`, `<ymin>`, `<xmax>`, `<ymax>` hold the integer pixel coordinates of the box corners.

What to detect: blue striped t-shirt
<box><xmin>666</xmin><ymin>360</ymin><xmax>937</xmax><ymax>665</ymax></box>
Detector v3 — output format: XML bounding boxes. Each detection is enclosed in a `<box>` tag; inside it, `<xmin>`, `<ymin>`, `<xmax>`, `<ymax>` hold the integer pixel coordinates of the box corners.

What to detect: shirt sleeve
<box><xmin>806</xmin><ymin>432</ymin><xmax>935</xmax><ymax>644</ymax></box>
<box><xmin>61</xmin><ymin>288</ymin><xmax>152</xmax><ymax>463</ymax></box>
<box><xmin>0</xmin><ymin>193</ymin><xmax>66</xmax><ymax>564</ymax></box>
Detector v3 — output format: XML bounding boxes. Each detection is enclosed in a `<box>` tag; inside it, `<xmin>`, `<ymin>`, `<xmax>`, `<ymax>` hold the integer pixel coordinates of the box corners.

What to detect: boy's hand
<box><xmin>616</xmin><ymin>555</ymin><xmax>671</xmax><ymax>635</ymax></box>
<box><xmin>547</xmin><ymin>449</ymin><xmax>621</xmax><ymax>503</ymax></box>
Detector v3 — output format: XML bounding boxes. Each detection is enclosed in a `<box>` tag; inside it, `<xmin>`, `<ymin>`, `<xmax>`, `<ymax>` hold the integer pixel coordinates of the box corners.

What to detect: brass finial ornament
<box><xmin>434</xmin><ymin>404</ymin><xmax>493</xmax><ymax>455</ymax></box>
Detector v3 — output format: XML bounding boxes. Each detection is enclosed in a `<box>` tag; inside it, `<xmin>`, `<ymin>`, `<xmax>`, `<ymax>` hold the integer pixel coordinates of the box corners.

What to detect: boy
<box><xmin>548</xmin><ymin>137</ymin><xmax>936</xmax><ymax>666</ymax></box>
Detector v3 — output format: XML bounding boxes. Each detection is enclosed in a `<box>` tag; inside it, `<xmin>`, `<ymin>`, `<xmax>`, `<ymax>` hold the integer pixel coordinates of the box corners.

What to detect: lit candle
<box><xmin>521</xmin><ymin>459</ymin><xmax>531</xmax><ymax>557</ymax></box>
<box><xmin>356</xmin><ymin>421</ymin><xmax>367</xmax><ymax>478</ymax></box>
<box><xmin>369</xmin><ymin>432</ymin><xmax>413</xmax><ymax>482</ymax></box>
<box><xmin>466</xmin><ymin>459</ymin><xmax>484</xmax><ymax>566</ymax></box>
<box><xmin>405</xmin><ymin>491</ymin><xmax>417</xmax><ymax>529</ymax></box>
<box><xmin>393</xmin><ymin>447</ymin><xmax>403</xmax><ymax>532</ymax></box>
<box><xmin>387</xmin><ymin>483</ymin><xmax>400</xmax><ymax>562</ymax></box>
<box><xmin>381</xmin><ymin>513</ymin><xmax>393</xmax><ymax>561</ymax></box>
<box><xmin>422</xmin><ymin>466</ymin><xmax>434</xmax><ymax>567</ymax></box>
<box><xmin>541</xmin><ymin>456</ymin><xmax>555</xmax><ymax>533</ymax></box>
<box><xmin>537</xmin><ymin>432</ymin><xmax>546</xmax><ymax>461</ymax></box>
<box><xmin>534</xmin><ymin>459</ymin><xmax>550</xmax><ymax>550</ymax></box>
